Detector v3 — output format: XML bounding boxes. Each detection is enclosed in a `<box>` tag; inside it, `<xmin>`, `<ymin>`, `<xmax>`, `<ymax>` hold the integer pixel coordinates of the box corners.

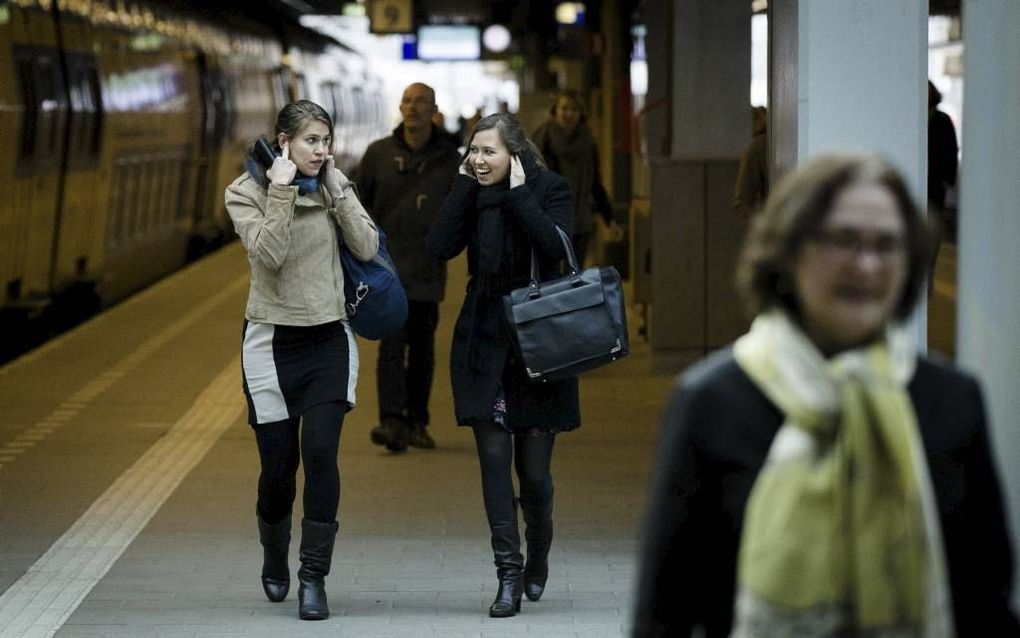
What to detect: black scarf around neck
<box><xmin>475</xmin><ymin>180</ymin><xmax>512</xmax><ymax>297</ymax></box>
<box><xmin>472</xmin><ymin>150</ymin><xmax>543</xmax><ymax>297</ymax></box>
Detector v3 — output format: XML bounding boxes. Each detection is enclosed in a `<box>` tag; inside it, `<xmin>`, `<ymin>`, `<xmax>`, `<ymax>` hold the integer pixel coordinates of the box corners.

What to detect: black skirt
<box><xmin>241</xmin><ymin>320</ymin><xmax>358</xmax><ymax>425</ymax></box>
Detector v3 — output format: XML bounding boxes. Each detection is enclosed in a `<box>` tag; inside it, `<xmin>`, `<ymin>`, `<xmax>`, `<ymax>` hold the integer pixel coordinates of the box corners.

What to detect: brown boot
<box><xmin>369</xmin><ymin>417</ymin><xmax>409</xmax><ymax>453</ymax></box>
<box><xmin>407</xmin><ymin>422</ymin><xmax>436</xmax><ymax>449</ymax></box>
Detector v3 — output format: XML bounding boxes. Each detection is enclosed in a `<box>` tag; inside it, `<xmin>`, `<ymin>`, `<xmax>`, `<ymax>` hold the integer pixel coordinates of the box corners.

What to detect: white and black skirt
<box><xmin>241</xmin><ymin>319</ymin><xmax>359</xmax><ymax>425</ymax></box>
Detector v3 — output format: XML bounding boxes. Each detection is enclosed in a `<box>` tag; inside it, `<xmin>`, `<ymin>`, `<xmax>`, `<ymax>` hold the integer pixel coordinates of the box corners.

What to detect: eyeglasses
<box><xmin>807</xmin><ymin>228</ymin><xmax>906</xmax><ymax>261</ymax></box>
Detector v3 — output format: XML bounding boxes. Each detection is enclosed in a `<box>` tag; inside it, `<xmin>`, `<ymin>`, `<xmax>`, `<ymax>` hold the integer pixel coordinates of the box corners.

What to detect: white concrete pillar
<box><xmin>958</xmin><ymin>0</ymin><xmax>1020</xmax><ymax>608</ymax></box>
<box><xmin>645</xmin><ymin>0</ymin><xmax>750</xmax><ymax>371</ymax></box>
<box><xmin>769</xmin><ymin>0</ymin><xmax>928</xmax><ymax>343</ymax></box>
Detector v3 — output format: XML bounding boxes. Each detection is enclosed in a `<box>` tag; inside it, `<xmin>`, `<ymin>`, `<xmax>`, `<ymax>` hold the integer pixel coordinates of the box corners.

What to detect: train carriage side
<box><xmin>87</xmin><ymin>5</ymin><xmax>205</xmax><ymax>304</ymax></box>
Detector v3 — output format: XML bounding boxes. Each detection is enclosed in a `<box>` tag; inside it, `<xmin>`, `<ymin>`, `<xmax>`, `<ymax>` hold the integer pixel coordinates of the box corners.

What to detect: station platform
<box><xmin>0</xmin><ymin>243</ymin><xmax>676</xmax><ymax>638</ymax></box>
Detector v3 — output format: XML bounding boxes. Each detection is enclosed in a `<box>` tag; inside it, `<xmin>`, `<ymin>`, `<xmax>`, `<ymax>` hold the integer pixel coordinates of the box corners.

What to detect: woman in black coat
<box><xmin>429</xmin><ymin>113</ymin><xmax>579</xmax><ymax>618</ymax></box>
<box><xmin>631</xmin><ymin>153</ymin><xmax>1019</xmax><ymax>637</ymax></box>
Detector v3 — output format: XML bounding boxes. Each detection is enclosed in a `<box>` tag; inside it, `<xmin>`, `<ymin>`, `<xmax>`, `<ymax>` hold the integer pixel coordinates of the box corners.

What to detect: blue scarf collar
<box><xmin>292</xmin><ymin>174</ymin><xmax>320</xmax><ymax>196</ymax></box>
<box><xmin>244</xmin><ymin>155</ymin><xmax>320</xmax><ymax>195</ymax></box>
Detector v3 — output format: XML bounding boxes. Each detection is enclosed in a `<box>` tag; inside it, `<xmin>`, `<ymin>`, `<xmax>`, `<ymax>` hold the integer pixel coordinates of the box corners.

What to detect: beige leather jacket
<box><xmin>225</xmin><ymin>173</ymin><xmax>379</xmax><ymax>326</ymax></box>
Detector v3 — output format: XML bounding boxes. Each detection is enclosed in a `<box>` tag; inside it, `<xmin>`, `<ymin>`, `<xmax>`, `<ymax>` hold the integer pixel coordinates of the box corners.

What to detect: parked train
<box><xmin>0</xmin><ymin>0</ymin><xmax>387</xmax><ymax>345</ymax></box>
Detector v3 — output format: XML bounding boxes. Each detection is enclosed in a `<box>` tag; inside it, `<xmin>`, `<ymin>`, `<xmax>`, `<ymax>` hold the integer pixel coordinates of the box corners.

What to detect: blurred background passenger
<box><xmin>631</xmin><ymin>153</ymin><xmax>1018</xmax><ymax>637</ymax></box>
<box><xmin>532</xmin><ymin>89</ymin><xmax>623</xmax><ymax>265</ymax></box>
<box><xmin>733</xmin><ymin>106</ymin><xmax>769</xmax><ymax>225</ymax></box>
<box><xmin>355</xmin><ymin>83</ymin><xmax>460</xmax><ymax>453</ymax></box>
<box><xmin>927</xmin><ymin>80</ymin><xmax>959</xmax><ymax>240</ymax></box>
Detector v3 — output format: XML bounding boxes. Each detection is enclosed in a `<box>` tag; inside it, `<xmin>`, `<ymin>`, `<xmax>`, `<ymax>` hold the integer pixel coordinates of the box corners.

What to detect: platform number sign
<box><xmin>369</xmin><ymin>0</ymin><xmax>414</xmax><ymax>34</ymax></box>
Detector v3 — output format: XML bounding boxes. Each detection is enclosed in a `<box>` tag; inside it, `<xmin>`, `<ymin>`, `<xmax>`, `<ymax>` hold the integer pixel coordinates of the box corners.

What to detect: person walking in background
<box><xmin>225</xmin><ymin>100</ymin><xmax>379</xmax><ymax>621</ymax></box>
<box><xmin>429</xmin><ymin>113</ymin><xmax>579</xmax><ymax>618</ymax></box>
<box><xmin>354</xmin><ymin>83</ymin><xmax>461</xmax><ymax>452</ymax></box>
<box><xmin>733</xmin><ymin>105</ymin><xmax>769</xmax><ymax>225</ymax></box>
<box><xmin>927</xmin><ymin>80</ymin><xmax>959</xmax><ymax>239</ymax></box>
<box><xmin>532</xmin><ymin>89</ymin><xmax>623</xmax><ymax>265</ymax></box>
<box><xmin>632</xmin><ymin>153</ymin><xmax>1018</xmax><ymax>637</ymax></box>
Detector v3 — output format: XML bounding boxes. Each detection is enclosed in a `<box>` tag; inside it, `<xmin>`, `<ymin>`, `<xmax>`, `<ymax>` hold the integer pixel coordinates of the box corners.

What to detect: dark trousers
<box><xmin>376</xmin><ymin>300</ymin><xmax>439</xmax><ymax>426</ymax></box>
<box><xmin>472</xmin><ymin>421</ymin><xmax>556</xmax><ymax>559</ymax></box>
<box><xmin>253</xmin><ymin>401</ymin><xmax>346</xmax><ymax>524</ymax></box>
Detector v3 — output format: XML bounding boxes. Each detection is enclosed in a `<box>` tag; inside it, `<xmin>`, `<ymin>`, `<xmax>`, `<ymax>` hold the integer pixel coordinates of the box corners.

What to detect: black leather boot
<box><xmin>297</xmin><ymin>518</ymin><xmax>338</xmax><ymax>620</ymax></box>
<box><xmin>257</xmin><ymin>514</ymin><xmax>291</xmax><ymax>602</ymax></box>
<box><xmin>487</xmin><ymin>504</ymin><xmax>524</xmax><ymax>618</ymax></box>
<box><xmin>490</xmin><ymin>561</ymin><xmax>524</xmax><ymax>618</ymax></box>
<box><xmin>521</xmin><ymin>490</ymin><xmax>553</xmax><ymax>602</ymax></box>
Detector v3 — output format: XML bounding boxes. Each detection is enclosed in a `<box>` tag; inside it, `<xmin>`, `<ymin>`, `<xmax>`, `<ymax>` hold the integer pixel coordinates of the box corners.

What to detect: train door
<box><xmin>191</xmin><ymin>52</ymin><xmax>231</xmax><ymax>252</ymax></box>
<box><xmin>1</xmin><ymin>2</ymin><xmax>68</xmax><ymax>315</ymax></box>
<box><xmin>51</xmin><ymin>7</ymin><xmax>104</xmax><ymax>308</ymax></box>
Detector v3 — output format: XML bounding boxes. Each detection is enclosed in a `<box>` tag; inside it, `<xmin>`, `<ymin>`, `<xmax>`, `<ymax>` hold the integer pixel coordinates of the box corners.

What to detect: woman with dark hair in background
<box><xmin>429</xmin><ymin>113</ymin><xmax>579</xmax><ymax>618</ymax></box>
<box><xmin>225</xmin><ymin>100</ymin><xmax>379</xmax><ymax>621</ymax></box>
<box><xmin>632</xmin><ymin>152</ymin><xmax>1018</xmax><ymax>636</ymax></box>
<box><xmin>532</xmin><ymin>89</ymin><xmax>623</xmax><ymax>265</ymax></box>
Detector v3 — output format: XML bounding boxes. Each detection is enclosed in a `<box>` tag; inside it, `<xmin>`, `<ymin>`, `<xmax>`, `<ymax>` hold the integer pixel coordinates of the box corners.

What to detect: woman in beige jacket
<box><xmin>225</xmin><ymin>100</ymin><xmax>378</xmax><ymax>621</ymax></box>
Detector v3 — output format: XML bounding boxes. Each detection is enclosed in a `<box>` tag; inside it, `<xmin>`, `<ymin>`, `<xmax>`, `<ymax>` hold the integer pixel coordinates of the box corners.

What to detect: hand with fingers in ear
<box><xmin>267</xmin><ymin>140</ymin><xmax>297</xmax><ymax>187</ymax></box>
<box><xmin>509</xmin><ymin>155</ymin><xmax>526</xmax><ymax>189</ymax></box>
<box><xmin>324</xmin><ymin>156</ymin><xmax>351</xmax><ymax>199</ymax></box>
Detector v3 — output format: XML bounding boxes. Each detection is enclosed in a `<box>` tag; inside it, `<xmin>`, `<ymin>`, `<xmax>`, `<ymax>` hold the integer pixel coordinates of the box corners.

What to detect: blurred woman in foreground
<box><xmin>632</xmin><ymin>153</ymin><xmax>1018</xmax><ymax>637</ymax></box>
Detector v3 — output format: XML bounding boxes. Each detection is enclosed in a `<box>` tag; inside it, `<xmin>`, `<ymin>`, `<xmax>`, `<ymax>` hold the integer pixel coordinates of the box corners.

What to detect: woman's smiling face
<box><xmin>467</xmin><ymin>129</ymin><xmax>511</xmax><ymax>185</ymax></box>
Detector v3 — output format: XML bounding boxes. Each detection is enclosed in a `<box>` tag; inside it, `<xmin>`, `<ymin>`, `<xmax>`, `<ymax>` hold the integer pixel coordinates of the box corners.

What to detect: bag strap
<box><xmin>527</xmin><ymin>225</ymin><xmax>581</xmax><ymax>298</ymax></box>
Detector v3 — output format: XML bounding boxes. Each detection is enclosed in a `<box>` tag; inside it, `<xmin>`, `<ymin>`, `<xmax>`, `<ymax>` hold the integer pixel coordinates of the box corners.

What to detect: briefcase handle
<box><xmin>527</xmin><ymin>225</ymin><xmax>582</xmax><ymax>299</ymax></box>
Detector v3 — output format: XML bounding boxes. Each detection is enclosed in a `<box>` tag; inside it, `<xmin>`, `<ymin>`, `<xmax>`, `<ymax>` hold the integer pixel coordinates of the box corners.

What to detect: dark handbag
<box><xmin>502</xmin><ymin>226</ymin><xmax>628</xmax><ymax>382</ymax></box>
<box><xmin>337</xmin><ymin>226</ymin><xmax>408</xmax><ymax>341</ymax></box>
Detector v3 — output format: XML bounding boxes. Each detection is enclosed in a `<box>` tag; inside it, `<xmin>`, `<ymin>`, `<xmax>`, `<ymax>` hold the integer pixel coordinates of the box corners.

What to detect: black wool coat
<box><xmin>354</xmin><ymin>125</ymin><xmax>461</xmax><ymax>303</ymax></box>
<box><xmin>631</xmin><ymin>348</ymin><xmax>1020</xmax><ymax>638</ymax></box>
<box><xmin>428</xmin><ymin>169</ymin><xmax>581</xmax><ymax>433</ymax></box>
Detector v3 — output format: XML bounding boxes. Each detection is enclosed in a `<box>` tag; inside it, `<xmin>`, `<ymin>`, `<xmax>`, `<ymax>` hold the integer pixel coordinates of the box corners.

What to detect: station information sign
<box><xmin>369</xmin><ymin>0</ymin><xmax>414</xmax><ymax>34</ymax></box>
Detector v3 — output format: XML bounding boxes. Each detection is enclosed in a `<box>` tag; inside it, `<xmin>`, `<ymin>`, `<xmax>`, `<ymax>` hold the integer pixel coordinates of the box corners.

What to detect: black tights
<box><xmin>472</xmin><ymin>421</ymin><xmax>556</xmax><ymax>546</ymax></box>
<box><xmin>253</xmin><ymin>401</ymin><xmax>346</xmax><ymax>524</ymax></box>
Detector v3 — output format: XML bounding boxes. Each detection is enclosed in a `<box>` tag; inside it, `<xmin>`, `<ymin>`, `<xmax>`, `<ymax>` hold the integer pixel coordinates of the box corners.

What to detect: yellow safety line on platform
<box><xmin>0</xmin><ymin>276</ymin><xmax>247</xmax><ymax>474</ymax></box>
<box><xmin>0</xmin><ymin>356</ymin><xmax>244</xmax><ymax>638</ymax></box>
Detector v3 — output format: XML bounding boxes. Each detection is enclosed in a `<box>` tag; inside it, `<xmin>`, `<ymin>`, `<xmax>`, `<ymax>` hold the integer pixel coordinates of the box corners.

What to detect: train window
<box><xmin>16</xmin><ymin>57</ymin><xmax>37</xmax><ymax>160</ymax></box>
<box><xmin>319</xmin><ymin>81</ymin><xmax>338</xmax><ymax>121</ymax></box>
<box><xmin>68</xmin><ymin>69</ymin><xmax>83</xmax><ymax>154</ymax></box>
<box><xmin>164</xmin><ymin>158</ymin><xmax>177</xmax><ymax>226</ymax></box>
<box><xmin>336</xmin><ymin>84</ymin><xmax>348</xmax><ymax>118</ymax></box>
<box><xmin>123</xmin><ymin>163</ymin><xmax>139</xmax><ymax>239</ymax></box>
<box><xmin>36</xmin><ymin>58</ymin><xmax>61</xmax><ymax>158</ymax></box>
<box><xmin>65</xmin><ymin>59</ymin><xmax>103</xmax><ymax>167</ymax></box>
<box><xmin>107</xmin><ymin>161</ymin><xmax>126</xmax><ymax>247</ymax></box>
<box><xmin>86</xmin><ymin>64</ymin><xmax>103</xmax><ymax>157</ymax></box>
<box><xmin>271</xmin><ymin>71</ymin><xmax>289</xmax><ymax>112</ymax></box>
<box><xmin>174</xmin><ymin>157</ymin><xmax>187</xmax><ymax>220</ymax></box>
<box><xmin>136</xmin><ymin>162</ymin><xmax>148</xmax><ymax>236</ymax></box>
<box><xmin>173</xmin><ymin>157</ymin><xmax>186</xmax><ymax>221</ymax></box>
<box><xmin>352</xmin><ymin>87</ymin><xmax>365</xmax><ymax>127</ymax></box>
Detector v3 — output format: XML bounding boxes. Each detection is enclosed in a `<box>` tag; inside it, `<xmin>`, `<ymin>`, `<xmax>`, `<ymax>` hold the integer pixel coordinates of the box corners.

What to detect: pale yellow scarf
<box><xmin>731</xmin><ymin>311</ymin><xmax>953</xmax><ymax>637</ymax></box>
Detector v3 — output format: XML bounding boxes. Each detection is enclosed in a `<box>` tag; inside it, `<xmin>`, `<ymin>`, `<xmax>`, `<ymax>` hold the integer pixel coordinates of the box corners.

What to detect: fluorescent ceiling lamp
<box><xmin>482</xmin><ymin>24</ymin><xmax>511</xmax><ymax>53</ymax></box>
<box><xmin>555</xmin><ymin>3</ymin><xmax>585</xmax><ymax>26</ymax></box>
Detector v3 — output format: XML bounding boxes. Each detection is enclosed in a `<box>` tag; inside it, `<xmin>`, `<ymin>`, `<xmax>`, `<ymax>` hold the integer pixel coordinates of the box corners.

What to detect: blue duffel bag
<box><xmin>337</xmin><ymin>226</ymin><xmax>408</xmax><ymax>340</ymax></box>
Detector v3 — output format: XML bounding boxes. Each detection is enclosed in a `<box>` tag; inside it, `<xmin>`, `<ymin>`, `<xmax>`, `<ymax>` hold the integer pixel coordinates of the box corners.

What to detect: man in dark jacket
<box><xmin>354</xmin><ymin>83</ymin><xmax>460</xmax><ymax>452</ymax></box>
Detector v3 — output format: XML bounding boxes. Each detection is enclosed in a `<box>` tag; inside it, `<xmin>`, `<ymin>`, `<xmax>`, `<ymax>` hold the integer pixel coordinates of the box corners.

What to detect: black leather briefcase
<box><xmin>502</xmin><ymin>226</ymin><xmax>629</xmax><ymax>382</ymax></box>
